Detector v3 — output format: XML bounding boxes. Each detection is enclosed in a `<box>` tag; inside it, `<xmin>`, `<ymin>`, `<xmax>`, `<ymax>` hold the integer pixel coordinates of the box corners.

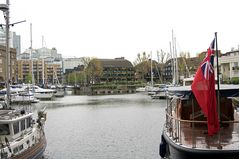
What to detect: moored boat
<box><xmin>151</xmin><ymin>84</ymin><xmax>168</xmax><ymax>99</ymax></box>
<box><xmin>160</xmin><ymin>36</ymin><xmax>239</xmax><ymax>159</ymax></box>
<box><xmin>10</xmin><ymin>91</ymin><xmax>36</xmax><ymax>104</ymax></box>
<box><xmin>25</xmin><ymin>85</ymin><xmax>54</xmax><ymax>100</ymax></box>
<box><xmin>159</xmin><ymin>85</ymin><xmax>239</xmax><ymax>159</ymax></box>
<box><xmin>51</xmin><ymin>85</ymin><xmax>65</xmax><ymax>97</ymax></box>
<box><xmin>0</xmin><ymin>105</ymin><xmax>47</xmax><ymax>159</ymax></box>
<box><xmin>0</xmin><ymin>87</ymin><xmax>37</xmax><ymax>104</ymax></box>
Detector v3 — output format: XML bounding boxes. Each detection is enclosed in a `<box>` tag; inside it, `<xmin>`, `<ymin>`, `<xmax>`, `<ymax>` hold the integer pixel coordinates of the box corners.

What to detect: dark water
<box><xmin>32</xmin><ymin>93</ymin><xmax>166</xmax><ymax>159</ymax></box>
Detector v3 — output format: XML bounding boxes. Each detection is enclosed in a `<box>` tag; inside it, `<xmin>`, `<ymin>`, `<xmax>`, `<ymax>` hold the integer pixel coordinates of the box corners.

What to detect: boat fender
<box><xmin>159</xmin><ymin>135</ymin><xmax>166</xmax><ymax>158</ymax></box>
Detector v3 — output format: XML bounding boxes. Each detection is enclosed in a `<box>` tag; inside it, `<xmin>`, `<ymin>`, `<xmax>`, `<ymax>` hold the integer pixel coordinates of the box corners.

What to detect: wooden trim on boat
<box><xmin>166</xmin><ymin>112</ymin><xmax>239</xmax><ymax>124</ymax></box>
<box><xmin>11</xmin><ymin>134</ymin><xmax>46</xmax><ymax>159</ymax></box>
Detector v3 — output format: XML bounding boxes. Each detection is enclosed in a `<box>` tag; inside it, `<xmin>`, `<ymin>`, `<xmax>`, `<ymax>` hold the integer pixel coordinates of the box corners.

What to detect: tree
<box><xmin>77</xmin><ymin>72</ymin><xmax>86</xmax><ymax>85</ymax></box>
<box><xmin>67</xmin><ymin>73</ymin><xmax>75</xmax><ymax>85</ymax></box>
<box><xmin>86</xmin><ymin>58</ymin><xmax>103</xmax><ymax>84</ymax></box>
<box><xmin>157</xmin><ymin>49</ymin><xmax>170</xmax><ymax>64</ymax></box>
<box><xmin>156</xmin><ymin>49</ymin><xmax>170</xmax><ymax>82</ymax></box>
<box><xmin>177</xmin><ymin>52</ymin><xmax>191</xmax><ymax>79</ymax></box>
<box><xmin>25</xmin><ymin>73</ymin><xmax>32</xmax><ymax>84</ymax></box>
<box><xmin>133</xmin><ymin>52</ymin><xmax>150</xmax><ymax>66</ymax></box>
<box><xmin>133</xmin><ymin>52</ymin><xmax>150</xmax><ymax>81</ymax></box>
<box><xmin>81</xmin><ymin>57</ymin><xmax>92</xmax><ymax>68</ymax></box>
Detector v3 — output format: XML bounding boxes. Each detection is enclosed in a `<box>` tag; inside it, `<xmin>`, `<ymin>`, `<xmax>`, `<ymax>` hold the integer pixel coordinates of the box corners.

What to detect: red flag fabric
<box><xmin>191</xmin><ymin>38</ymin><xmax>219</xmax><ymax>135</ymax></box>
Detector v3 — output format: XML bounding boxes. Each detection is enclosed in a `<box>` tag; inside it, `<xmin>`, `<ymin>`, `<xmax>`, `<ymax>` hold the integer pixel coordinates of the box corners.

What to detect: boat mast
<box><xmin>174</xmin><ymin>36</ymin><xmax>178</xmax><ymax>85</ymax></box>
<box><xmin>5</xmin><ymin>0</ymin><xmax>10</xmax><ymax>106</ymax></box>
<box><xmin>150</xmin><ymin>51</ymin><xmax>153</xmax><ymax>87</ymax></box>
<box><xmin>215</xmin><ymin>32</ymin><xmax>221</xmax><ymax>122</ymax></box>
<box><xmin>171</xmin><ymin>30</ymin><xmax>176</xmax><ymax>85</ymax></box>
<box><xmin>169</xmin><ymin>41</ymin><xmax>173</xmax><ymax>85</ymax></box>
<box><xmin>30</xmin><ymin>23</ymin><xmax>35</xmax><ymax>85</ymax></box>
<box><xmin>42</xmin><ymin>58</ymin><xmax>45</xmax><ymax>87</ymax></box>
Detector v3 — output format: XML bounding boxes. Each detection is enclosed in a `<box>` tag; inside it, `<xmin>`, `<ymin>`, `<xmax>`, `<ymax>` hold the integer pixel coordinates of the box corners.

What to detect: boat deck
<box><xmin>0</xmin><ymin>108</ymin><xmax>32</xmax><ymax>121</ymax></box>
<box><xmin>166</xmin><ymin>111</ymin><xmax>239</xmax><ymax>150</ymax></box>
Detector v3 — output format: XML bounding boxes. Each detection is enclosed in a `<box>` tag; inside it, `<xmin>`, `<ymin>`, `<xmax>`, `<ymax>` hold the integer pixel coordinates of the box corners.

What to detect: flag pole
<box><xmin>215</xmin><ymin>32</ymin><xmax>221</xmax><ymax>123</ymax></box>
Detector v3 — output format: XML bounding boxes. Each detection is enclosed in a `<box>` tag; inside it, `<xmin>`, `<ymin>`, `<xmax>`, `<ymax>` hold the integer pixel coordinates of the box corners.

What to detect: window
<box><xmin>13</xmin><ymin>121</ymin><xmax>20</xmax><ymax>134</ymax></box>
<box><xmin>26</xmin><ymin>117</ymin><xmax>31</xmax><ymax>128</ymax></box>
<box><xmin>13</xmin><ymin>147</ymin><xmax>18</xmax><ymax>154</ymax></box>
<box><xmin>0</xmin><ymin>124</ymin><xmax>10</xmax><ymax>135</ymax></box>
<box><xmin>19</xmin><ymin>145</ymin><xmax>23</xmax><ymax>151</ymax></box>
<box><xmin>21</xmin><ymin>120</ymin><xmax>25</xmax><ymax>131</ymax></box>
<box><xmin>234</xmin><ymin>62</ymin><xmax>238</xmax><ymax>67</ymax></box>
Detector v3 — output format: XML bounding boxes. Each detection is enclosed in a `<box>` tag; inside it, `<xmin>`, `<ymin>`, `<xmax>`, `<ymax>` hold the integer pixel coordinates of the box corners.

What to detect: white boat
<box><xmin>0</xmin><ymin>86</ymin><xmax>38</xmax><ymax>104</ymax></box>
<box><xmin>54</xmin><ymin>88</ymin><xmax>65</xmax><ymax>97</ymax></box>
<box><xmin>135</xmin><ymin>87</ymin><xmax>146</xmax><ymax>92</ymax></box>
<box><xmin>146</xmin><ymin>85</ymin><xmax>159</xmax><ymax>95</ymax></box>
<box><xmin>26</xmin><ymin>85</ymin><xmax>55</xmax><ymax>100</ymax></box>
<box><xmin>151</xmin><ymin>84</ymin><xmax>168</xmax><ymax>99</ymax></box>
<box><xmin>10</xmin><ymin>91</ymin><xmax>36</xmax><ymax>104</ymax></box>
<box><xmin>0</xmin><ymin>104</ymin><xmax>47</xmax><ymax>158</ymax></box>
<box><xmin>50</xmin><ymin>85</ymin><xmax>65</xmax><ymax>97</ymax></box>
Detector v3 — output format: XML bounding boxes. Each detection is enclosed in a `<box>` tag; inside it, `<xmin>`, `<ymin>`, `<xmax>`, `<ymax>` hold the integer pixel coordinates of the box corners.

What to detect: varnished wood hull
<box><xmin>11</xmin><ymin>135</ymin><xmax>47</xmax><ymax>159</ymax></box>
<box><xmin>161</xmin><ymin>129</ymin><xmax>239</xmax><ymax>159</ymax></box>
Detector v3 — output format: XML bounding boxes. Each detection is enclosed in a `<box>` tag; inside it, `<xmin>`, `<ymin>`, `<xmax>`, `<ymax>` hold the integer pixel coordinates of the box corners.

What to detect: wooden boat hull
<box><xmin>160</xmin><ymin>129</ymin><xmax>239</xmax><ymax>159</ymax></box>
<box><xmin>11</xmin><ymin>135</ymin><xmax>47</xmax><ymax>159</ymax></box>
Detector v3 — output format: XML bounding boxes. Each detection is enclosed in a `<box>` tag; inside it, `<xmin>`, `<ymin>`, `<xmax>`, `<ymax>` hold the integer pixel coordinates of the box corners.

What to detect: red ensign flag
<box><xmin>191</xmin><ymin>38</ymin><xmax>219</xmax><ymax>135</ymax></box>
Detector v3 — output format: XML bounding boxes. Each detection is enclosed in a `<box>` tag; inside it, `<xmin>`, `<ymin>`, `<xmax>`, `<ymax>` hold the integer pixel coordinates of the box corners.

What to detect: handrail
<box><xmin>166</xmin><ymin>112</ymin><xmax>239</xmax><ymax>124</ymax></box>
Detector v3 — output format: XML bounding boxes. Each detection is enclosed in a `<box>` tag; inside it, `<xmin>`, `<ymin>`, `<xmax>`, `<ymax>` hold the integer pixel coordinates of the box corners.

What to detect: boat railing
<box><xmin>165</xmin><ymin>98</ymin><xmax>239</xmax><ymax>149</ymax></box>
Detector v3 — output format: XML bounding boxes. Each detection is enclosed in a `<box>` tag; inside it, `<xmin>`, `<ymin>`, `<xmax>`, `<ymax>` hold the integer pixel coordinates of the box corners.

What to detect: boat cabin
<box><xmin>0</xmin><ymin>109</ymin><xmax>33</xmax><ymax>142</ymax></box>
<box><xmin>165</xmin><ymin>85</ymin><xmax>239</xmax><ymax>150</ymax></box>
<box><xmin>178</xmin><ymin>96</ymin><xmax>234</xmax><ymax>125</ymax></box>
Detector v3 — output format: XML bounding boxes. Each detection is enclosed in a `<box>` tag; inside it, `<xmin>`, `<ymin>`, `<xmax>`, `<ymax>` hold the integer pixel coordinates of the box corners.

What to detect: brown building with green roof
<box><xmin>99</xmin><ymin>57</ymin><xmax>135</xmax><ymax>83</ymax></box>
<box><xmin>87</xmin><ymin>57</ymin><xmax>135</xmax><ymax>84</ymax></box>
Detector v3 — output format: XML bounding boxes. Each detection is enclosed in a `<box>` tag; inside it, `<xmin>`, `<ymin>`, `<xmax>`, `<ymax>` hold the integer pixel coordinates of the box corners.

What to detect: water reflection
<box><xmin>29</xmin><ymin>93</ymin><xmax>166</xmax><ymax>159</ymax></box>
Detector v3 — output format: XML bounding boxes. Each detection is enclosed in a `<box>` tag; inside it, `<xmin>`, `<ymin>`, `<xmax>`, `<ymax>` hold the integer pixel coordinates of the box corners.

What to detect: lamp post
<box><xmin>0</xmin><ymin>1</ymin><xmax>10</xmax><ymax>106</ymax></box>
<box><xmin>0</xmin><ymin>1</ymin><xmax>26</xmax><ymax>106</ymax></box>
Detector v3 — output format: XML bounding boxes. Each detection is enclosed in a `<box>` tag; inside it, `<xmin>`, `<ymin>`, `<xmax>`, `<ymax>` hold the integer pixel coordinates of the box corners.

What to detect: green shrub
<box><xmin>231</xmin><ymin>77</ymin><xmax>239</xmax><ymax>84</ymax></box>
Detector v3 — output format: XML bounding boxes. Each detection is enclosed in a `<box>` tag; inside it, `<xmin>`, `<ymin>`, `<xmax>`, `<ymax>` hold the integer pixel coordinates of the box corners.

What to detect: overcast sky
<box><xmin>1</xmin><ymin>0</ymin><xmax>239</xmax><ymax>62</ymax></box>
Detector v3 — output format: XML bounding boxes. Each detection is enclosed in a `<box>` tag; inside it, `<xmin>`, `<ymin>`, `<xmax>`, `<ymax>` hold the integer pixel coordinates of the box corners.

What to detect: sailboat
<box><xmin>146</xmin><ymin>51</ymin><xmax>160</xmax><ymax>95</ymax></box>
<box><xmin>51</xmin><ymin>69</ymin><xmax>65</xmax><ymax>97</ymax></box>
<box><xmin>0</xmin><ymin>1</ymin><xmax>47</xmax><ymax>158</ymax></box>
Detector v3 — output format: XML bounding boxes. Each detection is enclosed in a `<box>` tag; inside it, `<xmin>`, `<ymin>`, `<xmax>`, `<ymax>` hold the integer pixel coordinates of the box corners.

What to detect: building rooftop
<box><xmin>99</xmin><ymin>58</ymin><xmax>133</xmax><ymax>68</ymax></box>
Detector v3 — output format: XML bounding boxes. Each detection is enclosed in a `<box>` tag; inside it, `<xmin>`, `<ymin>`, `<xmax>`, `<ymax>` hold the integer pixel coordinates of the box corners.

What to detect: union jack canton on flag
<box><xmin>201</xmin><ymin>39</ymin><xmax>215</xmax><ymax>80</ymax></box>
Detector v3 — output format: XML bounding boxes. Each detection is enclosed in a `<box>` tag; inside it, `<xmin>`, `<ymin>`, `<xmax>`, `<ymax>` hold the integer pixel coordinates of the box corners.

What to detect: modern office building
<box><xmin>17</xmin><ymin>46</ymin><xmax>63</xmax><ymax>84</ymax></box>
<box><xmin>0</xmin><ymin>29</ymin><xmax>21</xmax><ymax>57</ymax></box>
<box><xmin>63</xmin><ymin>57</ymin><xmax>84</xmax><ymax>73</ymax></box>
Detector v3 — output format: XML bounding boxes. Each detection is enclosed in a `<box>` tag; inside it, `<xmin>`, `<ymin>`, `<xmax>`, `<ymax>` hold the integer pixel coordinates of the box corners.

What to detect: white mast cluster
<box><xmin>170</xmin><ymin>30</ymin><xmax>178</xmax><ymax>86</ymax></box>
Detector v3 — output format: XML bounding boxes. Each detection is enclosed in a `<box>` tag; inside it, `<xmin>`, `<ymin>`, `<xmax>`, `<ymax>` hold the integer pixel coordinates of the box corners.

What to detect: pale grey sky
<box><xmin>1</xmin><ymin>0</ymin><xmax>239</xmax><ymax>62</ymax></box>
